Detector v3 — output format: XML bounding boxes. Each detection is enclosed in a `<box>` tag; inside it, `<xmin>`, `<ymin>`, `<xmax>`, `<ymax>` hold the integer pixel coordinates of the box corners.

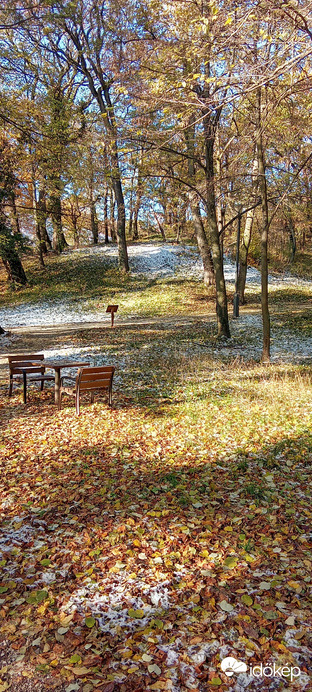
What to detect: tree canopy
<box><xmin>0</xmin><ymin>0</ymin><xmax>311</xmax><ymax>354</ymax></box>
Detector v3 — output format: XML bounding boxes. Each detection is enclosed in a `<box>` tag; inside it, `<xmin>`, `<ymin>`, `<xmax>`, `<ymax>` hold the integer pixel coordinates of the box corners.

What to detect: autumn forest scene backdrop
<box><xmin>0</xmin><ymin>1</ymin><xmax>312</xmax><ymax>691</ymax></box>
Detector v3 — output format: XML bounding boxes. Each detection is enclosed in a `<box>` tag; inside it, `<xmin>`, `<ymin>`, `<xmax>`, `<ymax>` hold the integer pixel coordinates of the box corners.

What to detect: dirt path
<box><xmin>0</xmin><ymin>305</ymin><xmax>259</xmax><ymax>364</ymax></box>
<box><xmin>1</xmin><ymin>300</ymin><xmax>312</xmax><ymax>388</ymax></box>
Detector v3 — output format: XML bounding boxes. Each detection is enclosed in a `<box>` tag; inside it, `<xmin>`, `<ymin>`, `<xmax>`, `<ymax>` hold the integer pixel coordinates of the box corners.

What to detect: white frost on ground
<box><xmin>0</xmin><ymin>517</ymin><xmax>35</xmax><ymax>554</ymax></box>
<box><xmin>64</xmin><ymin>570</ymin><xmax>171</xmax><ymax>635</ymax></box>
<box><xmin>0</xmin><ymin>242</ymin><xmax>312</xmax><ymax>364</ymax></box>
<box><xmin>62</xmin><ymin>566</ymin><xmax>310</xmax><ymax>691</ymax></box>
<box><xmin>0</xmin><ymin>243</ymin><xmax>209</xmax><ymax>329</ymax></box>
<box><xmin>0</xmin><ymin>243</ymin><xmax>309</xmax><ymax>330</ymax></box>
<box><xmin>220</xmin><ymin>312</ymin><xmax>312</xmax><ymax>363</ymax></box>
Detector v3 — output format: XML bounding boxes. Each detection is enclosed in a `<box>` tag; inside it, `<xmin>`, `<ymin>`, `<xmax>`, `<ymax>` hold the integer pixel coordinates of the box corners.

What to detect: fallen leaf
<box><xmin>259</xmin><ymin>582</ymin><xmax>271</xmax><ymax>590</ymax></box>
<box><xmin>72</xmin><ymin>666</ymin><xmax>91</xmax><ymax>675</ymax></box>
<box><xmin>148</xmin><ymin>664</ymin><xmax>162</xmax><ymax>675</ymax></box>
<box><xmin>128</xmin><ymin>608</ymin><xmax>145</xmax><ymax>618</ymax></box>
<box><xmin>142</xmin><ymin>653</ymin><xmax>152</xmax><ymax>662</ymax></box>
<box><xmin>219</xmin><ymin>600</ymin><xmax>234</xmax><ymax>612</ymax></box>
<box><xmin>224</xmin><ymin>556</ymin><xmax>238</xmax><ymax>569</ymax></box>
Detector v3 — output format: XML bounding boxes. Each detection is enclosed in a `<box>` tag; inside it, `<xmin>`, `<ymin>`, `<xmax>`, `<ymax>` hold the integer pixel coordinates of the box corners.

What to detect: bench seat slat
<box><xmin>63</xmin><ymin>382</ymin><xmax>111</xmax><ymax>391</ymax></box>
<box><xmin>12</xmin><ymin>374</ymin><xmax>55</xmax><ymax>381</ymax></box>
<box><xmin>9</xmin><ymin>354</ymin><xmax>44</xmax><ymax>362</ymax></box>
<box><xmin>79</xmin><ymin>381</ymin><xmax>111</xmax><ymax>390</ymax></box>
<box><xmin>78</xmin><ymin>366</ymin><xmax>113</xmax><ymax>373</ymax></box>
<box><xmin>11</xmin><ymin>366</ymin><xmax>45</xmax><ymax>373</ymax></box>
<box><xmin>80</xmin><ymin>373</ymin><xmax>112</xmax><ymax>382</ymax></box>
<box><xmin>80</xmin><ymin>374</ymin><xmax>113</xmax><ymax>380</ymax></box>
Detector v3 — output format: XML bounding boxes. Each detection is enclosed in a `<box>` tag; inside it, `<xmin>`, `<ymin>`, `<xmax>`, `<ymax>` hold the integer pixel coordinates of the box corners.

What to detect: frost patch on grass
<box><xmin>0</xmin><ymin>331</ymin><xmax>18</xmax><ymax>346</ymax></box>
<box><xmin>228</xmin><ymin>312</ymin><xmax>312</xmax><ymax>363</ymax></box>
<box><xmin>3</xmin><ymin>242</ymin><xmax>310</xmax><ymax>329</ymax></box>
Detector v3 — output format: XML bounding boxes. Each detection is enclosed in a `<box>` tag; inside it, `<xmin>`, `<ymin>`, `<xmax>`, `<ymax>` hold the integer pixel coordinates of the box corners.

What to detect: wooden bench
<box><xmin>8</xmin><ymin>354</ymin><xmax>55</xmax><ymax>404</ymax></box>
<box><xmin>58</xmin><ymin>366</ymin><xmax>115</xmax><ymax>415</ymax></box>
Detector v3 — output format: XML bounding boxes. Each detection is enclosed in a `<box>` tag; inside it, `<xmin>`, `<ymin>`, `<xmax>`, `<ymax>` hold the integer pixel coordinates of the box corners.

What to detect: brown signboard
<box><xmin>106</xmin><ymin>305</ymin><xmax>119</xmax><ymax>327</ymax></box>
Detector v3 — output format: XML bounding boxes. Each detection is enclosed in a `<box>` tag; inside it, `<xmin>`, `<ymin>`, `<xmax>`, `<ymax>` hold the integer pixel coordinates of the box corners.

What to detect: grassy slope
<box><xmin>0</xmin><ymin>245</ymin><xmax>311</xmax><ymax>691</ymax></box>
<box><xmin>0</xmin><ymin>245</ymin><xmax>214</xmax><ymax>318</ymax></box>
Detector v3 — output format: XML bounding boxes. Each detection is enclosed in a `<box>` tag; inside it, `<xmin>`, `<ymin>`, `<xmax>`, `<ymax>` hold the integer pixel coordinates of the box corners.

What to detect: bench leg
<box><xmin>8</xmin><ymin>375</ymin><xmax>13</xmax><ymax>397</ymax></box>
<box><xmin>109</xmin><ymin>385</ymin><xmax>112</xmax><ymax>407</ymax></box>
<box><xmin>75</xmin><ymin>392</ymin><xmax>80</xmax><ymax>416</ymax></box>
<box><xmin>54</xmin><ymin>369</ymin><xmax>61</xmax><ymax>406</ymax></box>
<box><xmin>23</xmin><ymin>372</ymin><xmax>27</xmax><ymax>404</ymax></box>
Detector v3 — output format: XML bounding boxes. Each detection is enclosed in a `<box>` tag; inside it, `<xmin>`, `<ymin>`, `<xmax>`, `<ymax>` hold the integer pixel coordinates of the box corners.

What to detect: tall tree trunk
<box><xmin>112</xmin><ymin>175</ymin><xmax>129</xmax><ymax>270</ymax></box>
<box><xmin>238</xmin><ymin>156</ymin><xmax>258</xmax><ymax>304</ymax></box>
<box><xmin>38</xmin><ymin>188</ymin><xmax>51</xmax><ymax>252</ymax></box>
<box><xmin>110</xmin><ymin>189</ymin><xmax>117</xmax><ymax>242</ymax></box>
<box><xmin>191</xmin><ymin>203</ymin><xmax>215</xmax><ymax>286</ymax></box>
<box><xmin>89</xmin><ymin>159</ymin><xmax>98</xmax><ymax>245</ymax></box>
<box><xmin>128</xmin><ymin>209</ymin><xmax>133</xmax><ymax>239</ymax></box>
<box><xmin>0</xmin><ymin>218</ymin><xmax>27</xmax><ymax>285</ymax></box>
<box><xmin>10</xmin><ymin>192</ymin><xmax>21</xmax><ymax>237</ymax></box>
<box><xmin>288</xmin><ymin>214</ymin><xmax>296</xmax><ymax>263</ymax></box>
<box><xmin>179</xmin><ymin>201</ymin><xmax>187</xmax><ymax>241</ymax></box>
<box><xmin>73</xmin><ymin>219</ymin><xmax>79</xmax><ymax>248</ymax></box>
<box><xmin>256</xmin><ymin>87</ymin><xmax>270</xmax><ymax>362</ymax></box>
<box><xmin>175</xmin><ymin>217</ymin><xmax>181</xmax><ymax>243</ymax></box>
<box><xmin>132</xmin><ymin>169</ymin><xmax>143</xmax><ymax>241</ymax></box>
<box><xmin>50</xmin><ymin>185</ymin><xmax>67</xmax><ymax>253</ymax></box>
<box><xmin>215</xmin><ymin>126</ymin><xmax>223</xmax><ymax>236</ymax></box>
<box><xmin>32</xmin><ymin>179</ymin><xmax>45</xmax><ymax>268</ymax></box>
<box><xmin>128</xmin><ymin>173</ymin><xmax>134</xmax><ymax>239</ymax></box>
<box><xmin>132</xmin><ymin>205</ymin><xmax>139</xmax><ymax>240</ymax></box>
<box><xmin>90</xmin><ymin>199</ymin><xmax>99</xmax><ymax>245</ymax></box>
<box><xmin>102</xmin><ymin>87</ymin><xmax>129</xmax><ymax>270</ymax></box>
<box><xmin>184</xmin><ymin>119</ymin><xmax>215</xmax><ymax>288</ymax></box>
<box><xmin>2</xmin><ymin>253</ymin><xmax>27</xmax><ymax>284</ymax></box>
<box><xmin>154</xmin><ymin>211</ymin><xmax>166</xmax><ymax>240</ymax></box>
<box><xmin>161</xmin><ymin>201</ymin><xmax>167</xmax><ymax>233</ymax></box>
<box><xmin>204</xmin><ymin>118</ymin><xmax>230</xmax><ymax>337</ymax></box>
<box><xmin>104</xmin><ymin>183</ymin><xmax>109</xmax><ymax>244</ymax></box>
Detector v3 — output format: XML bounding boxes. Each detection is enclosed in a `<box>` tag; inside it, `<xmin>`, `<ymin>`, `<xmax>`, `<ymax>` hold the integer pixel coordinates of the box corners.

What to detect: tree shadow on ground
<box><xmin>269</xmin><ymin>287</ymin><xmax>312</xmax><ymax>304</ymax></box>
<box><xmin>0</xmin><ymin>430</ymin><xmax>311</xmax><ymax>690</ymax></box>
<box><xmin>1</xmin><ymin>354</ymin><xmax>311</xmax><ymax>431</ymax></box>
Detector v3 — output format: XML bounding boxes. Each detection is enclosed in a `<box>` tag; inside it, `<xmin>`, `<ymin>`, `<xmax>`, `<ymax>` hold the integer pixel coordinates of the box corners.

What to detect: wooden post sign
<box><xmin>106</xmin><ymin>304</ymin><xmax>118</xmax><ymax>327</ymax></box>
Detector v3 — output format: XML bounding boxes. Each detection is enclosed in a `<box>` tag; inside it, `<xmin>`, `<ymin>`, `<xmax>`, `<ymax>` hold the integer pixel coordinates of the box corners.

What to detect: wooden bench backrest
<box><xmin>77</xmin><ymin>366</ymin><xmax>115</xmax><ymax>391</ymax></box>
<box><xmin>8</xmin><ymin>354</ymin><xmax>45</xmax><ymax>374</ymax></box>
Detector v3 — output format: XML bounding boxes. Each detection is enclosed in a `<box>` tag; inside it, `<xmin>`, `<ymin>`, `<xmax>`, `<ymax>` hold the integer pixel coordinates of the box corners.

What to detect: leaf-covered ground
<box><xmin>0</xmin><ymin>249</ymin><xmax>312</xmax><ymax>691</ymax></box>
